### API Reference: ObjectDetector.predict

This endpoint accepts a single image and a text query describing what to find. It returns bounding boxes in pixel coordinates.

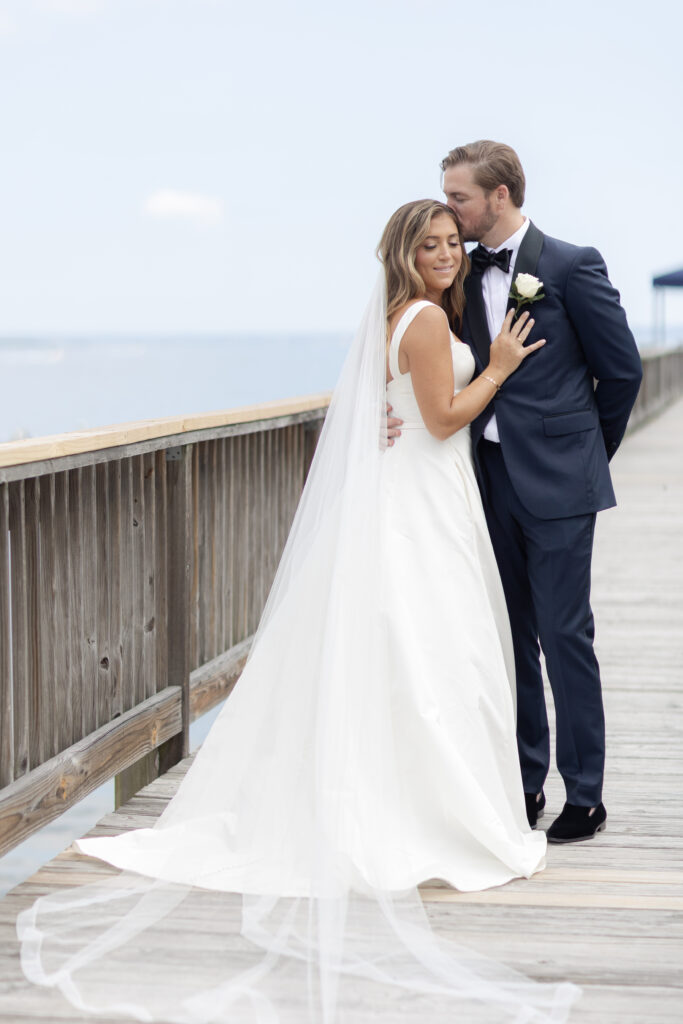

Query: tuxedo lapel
[464,272,491,368]
[507,221,545,311]
[465,223,545,363]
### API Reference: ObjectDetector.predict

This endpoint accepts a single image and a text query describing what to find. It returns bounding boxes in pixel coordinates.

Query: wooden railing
[0,395,329,856]
[1,344,682,859]
[628,344,683,429]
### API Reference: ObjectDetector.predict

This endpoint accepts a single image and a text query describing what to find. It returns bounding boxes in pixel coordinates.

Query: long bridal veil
[16,273,580,1023]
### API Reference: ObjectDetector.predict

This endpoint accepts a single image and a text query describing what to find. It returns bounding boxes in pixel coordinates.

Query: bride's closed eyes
[423,238,460,251]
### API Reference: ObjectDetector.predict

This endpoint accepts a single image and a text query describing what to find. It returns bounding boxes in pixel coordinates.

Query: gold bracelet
[480,374,501,391]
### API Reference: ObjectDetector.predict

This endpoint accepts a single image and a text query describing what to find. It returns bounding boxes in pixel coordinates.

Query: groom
[440,141,642,842]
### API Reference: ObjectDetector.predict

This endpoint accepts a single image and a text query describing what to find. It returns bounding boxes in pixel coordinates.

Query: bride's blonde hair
[377,200,469,332]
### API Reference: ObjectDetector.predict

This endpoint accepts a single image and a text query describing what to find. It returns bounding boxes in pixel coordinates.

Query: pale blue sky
[1,0,682,334]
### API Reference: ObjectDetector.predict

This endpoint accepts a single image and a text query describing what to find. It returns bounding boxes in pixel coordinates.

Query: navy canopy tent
[652,268,683,344]
[653,269,683,288]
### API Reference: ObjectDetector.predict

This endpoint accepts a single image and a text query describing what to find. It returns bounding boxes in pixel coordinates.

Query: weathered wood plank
[197,441,213,665]
[0,408,329,487]
[81,465,98,737]
[291,422,302,548]
[25,478,43,769]
[188,635,253,720]
[142,452,156,701]
[208,438,219,662]
[266,426,278,592]
[0,393,332,472]
[164,444,192,763]
[0,483,12,787]
[256,428,266,621]
[189,443,200,671]
[217,436,228,652]
[52,472,72,751]
[131,455,145,707]
[8,481,28,780]
[277,425,289,572]
[232,433,247,643]
[107,460,122,720]
[154,450,168,697]
[37,476,56,762]
[224,434,235,651]
[283,425,294,575]
[94,463,110,728]
[420,889,683,910]
[118,458,134,714]
[0,685,182,857]
[246,430,261,634]
[67,468,85,744]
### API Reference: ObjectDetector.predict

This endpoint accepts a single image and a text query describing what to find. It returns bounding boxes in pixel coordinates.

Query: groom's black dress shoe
[546,802,607,844]
[524,790,546,829]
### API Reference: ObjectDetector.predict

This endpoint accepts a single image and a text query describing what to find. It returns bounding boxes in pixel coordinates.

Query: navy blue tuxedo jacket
[462,222,643,520]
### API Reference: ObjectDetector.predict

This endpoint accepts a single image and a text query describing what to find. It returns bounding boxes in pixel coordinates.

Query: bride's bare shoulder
[401,304,450,348]
[389,301,447,338]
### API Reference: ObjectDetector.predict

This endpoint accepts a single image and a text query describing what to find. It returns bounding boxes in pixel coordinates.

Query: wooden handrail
[0,392,332,470]
[628,345,683,430]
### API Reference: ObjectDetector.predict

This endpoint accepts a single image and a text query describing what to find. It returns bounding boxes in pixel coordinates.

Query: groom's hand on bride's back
[385,404,403,447]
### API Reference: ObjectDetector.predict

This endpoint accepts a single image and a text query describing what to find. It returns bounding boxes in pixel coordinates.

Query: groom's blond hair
[441,140,526,208]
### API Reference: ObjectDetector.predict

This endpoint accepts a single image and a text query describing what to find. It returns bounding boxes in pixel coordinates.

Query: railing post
[158,444,192,772]
[0,483,11,789]
[114,444,193,806]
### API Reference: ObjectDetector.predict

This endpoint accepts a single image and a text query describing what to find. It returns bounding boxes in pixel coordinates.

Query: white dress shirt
[480,217,530,443]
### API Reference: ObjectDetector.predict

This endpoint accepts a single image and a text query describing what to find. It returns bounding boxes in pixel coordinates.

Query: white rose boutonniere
[509,273,545,319]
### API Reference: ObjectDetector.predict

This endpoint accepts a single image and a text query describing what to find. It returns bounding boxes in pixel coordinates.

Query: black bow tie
[470,245,512,275]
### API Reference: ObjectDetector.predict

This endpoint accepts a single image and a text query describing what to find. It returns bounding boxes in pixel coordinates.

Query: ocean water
[0,325,680,443]
[0,322,681,896]
[0,332,352,444]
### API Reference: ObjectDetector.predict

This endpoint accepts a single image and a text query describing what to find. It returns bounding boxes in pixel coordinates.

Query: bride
[18,201,579,1022]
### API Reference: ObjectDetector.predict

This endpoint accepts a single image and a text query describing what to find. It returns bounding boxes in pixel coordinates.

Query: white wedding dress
[18,288,577,1023]
[73,301,545,893]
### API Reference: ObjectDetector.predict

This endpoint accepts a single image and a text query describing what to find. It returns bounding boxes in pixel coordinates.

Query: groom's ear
[493,184,510,208]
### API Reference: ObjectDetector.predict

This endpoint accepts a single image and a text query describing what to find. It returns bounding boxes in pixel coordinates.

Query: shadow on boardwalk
[0,399,682,1022]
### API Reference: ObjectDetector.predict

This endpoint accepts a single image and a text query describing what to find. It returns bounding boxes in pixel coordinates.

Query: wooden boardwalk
[1,398,682,1022]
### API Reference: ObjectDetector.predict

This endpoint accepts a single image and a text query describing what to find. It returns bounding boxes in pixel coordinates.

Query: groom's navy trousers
[478,440,602,805]
[462,223,642,807]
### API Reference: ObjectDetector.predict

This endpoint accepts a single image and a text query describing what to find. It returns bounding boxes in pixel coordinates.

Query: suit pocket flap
[543,410,597,436]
